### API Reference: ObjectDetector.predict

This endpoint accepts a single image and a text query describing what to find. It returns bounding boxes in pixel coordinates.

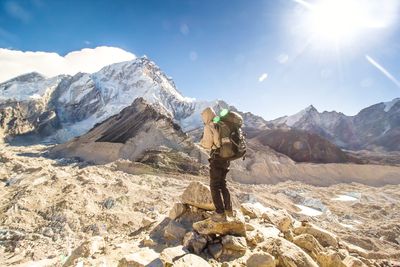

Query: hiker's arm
[200,125,213,149]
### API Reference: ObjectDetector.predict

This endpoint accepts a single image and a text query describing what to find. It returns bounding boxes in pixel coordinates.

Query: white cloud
[276,53,289,64]
[258,73,268,82]
[0,46,136,83]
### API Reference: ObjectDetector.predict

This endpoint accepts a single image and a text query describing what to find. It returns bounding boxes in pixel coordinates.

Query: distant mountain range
[0,56,399,164]
[269,99,400,151]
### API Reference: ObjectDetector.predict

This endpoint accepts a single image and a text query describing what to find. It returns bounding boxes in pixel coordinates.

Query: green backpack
[213,109,246,160]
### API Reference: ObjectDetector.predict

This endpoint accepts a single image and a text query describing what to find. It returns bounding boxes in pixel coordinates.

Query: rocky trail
[1,144,400,266]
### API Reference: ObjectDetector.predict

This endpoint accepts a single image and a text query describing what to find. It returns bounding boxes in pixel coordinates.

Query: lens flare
[294,0,400,46]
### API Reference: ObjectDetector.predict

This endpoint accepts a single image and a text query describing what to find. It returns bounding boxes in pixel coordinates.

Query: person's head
[201,107,216,124]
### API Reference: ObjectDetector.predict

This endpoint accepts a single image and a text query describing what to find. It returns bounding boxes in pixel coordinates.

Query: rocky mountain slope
[229,140,400,186]
[50,97,207,167]
[270,99,400,152]
[249,128,353,163]
[0,144,399,266]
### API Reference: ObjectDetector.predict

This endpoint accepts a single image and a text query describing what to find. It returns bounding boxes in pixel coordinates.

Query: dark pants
[209,156,231,214]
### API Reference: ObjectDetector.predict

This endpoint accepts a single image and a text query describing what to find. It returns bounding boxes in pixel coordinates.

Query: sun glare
[296,0,400,46]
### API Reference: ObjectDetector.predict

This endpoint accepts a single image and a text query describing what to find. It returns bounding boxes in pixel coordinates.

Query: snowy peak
[271,104,320,127]
[1,72,46,84]
[94,57,190,103]
[304,104,318,113]
[0,73,64,102]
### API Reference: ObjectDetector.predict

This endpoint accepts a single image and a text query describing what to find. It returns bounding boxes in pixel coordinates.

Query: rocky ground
[1,144,400,266]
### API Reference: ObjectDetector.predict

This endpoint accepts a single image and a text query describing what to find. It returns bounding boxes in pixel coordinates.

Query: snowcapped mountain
[51,56,199,141]
[0,56,267,143]
[270,98,400,151]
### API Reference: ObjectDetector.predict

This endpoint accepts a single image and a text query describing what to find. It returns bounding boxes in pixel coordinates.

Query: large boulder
[262,208,293,233]
[247,252,276,267]
[159,245,188,266]
[293,222,338,248]
[261,237,319,267]
[163,221,187,243]
[172,254,212,267]
[193,217,246,237]
[183,231,207,255]
[118,248,161,267]
[181,182,215,210]
[221,235,247,252]
[293,234,344,267]
[168,202,187,220]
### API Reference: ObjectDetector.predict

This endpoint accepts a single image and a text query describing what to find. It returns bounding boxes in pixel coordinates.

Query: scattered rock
[341,241,369,259]
[42,227,54,238]
[221,235,247,252]
[118,248,161,267]
[168,202,187,220]
[181,181,215,210]
[262,237,319,267]
[183,231,207,254]
[241,202,265,218]
[247,252,276,267]
[63,236,105,266]
[193,217,246,237]
[293,234,343,267]
[246,223,256,231]
[294,222,338,248]
[246,229,265,246]
[173,253,212,267]
[342,255,366,267]
[208,243,223,260]
[141,237,156,247]
[141,217,156,228]
[262,208,293,233]
[159,245,188,266]
[102,197,115,209]
[163,221,187,243]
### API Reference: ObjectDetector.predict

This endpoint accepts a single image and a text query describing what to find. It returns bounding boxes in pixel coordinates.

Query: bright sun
[296,0,399,46]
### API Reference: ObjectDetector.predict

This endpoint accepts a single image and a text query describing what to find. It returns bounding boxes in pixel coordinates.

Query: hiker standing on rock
[200,107,246,221]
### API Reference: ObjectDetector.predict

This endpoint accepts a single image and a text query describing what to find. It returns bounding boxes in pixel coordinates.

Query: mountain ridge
[269,98,400,151]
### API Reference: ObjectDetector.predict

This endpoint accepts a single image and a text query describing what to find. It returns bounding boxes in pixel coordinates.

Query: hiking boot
[211,212,227,222]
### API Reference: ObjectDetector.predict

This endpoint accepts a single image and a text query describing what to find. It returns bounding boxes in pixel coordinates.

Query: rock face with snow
[0,57,269,144]
[0,73,65,142]
[270,99,400,151]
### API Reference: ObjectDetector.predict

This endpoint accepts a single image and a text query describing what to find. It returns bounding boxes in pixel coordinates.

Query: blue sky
[1,0,400,120]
